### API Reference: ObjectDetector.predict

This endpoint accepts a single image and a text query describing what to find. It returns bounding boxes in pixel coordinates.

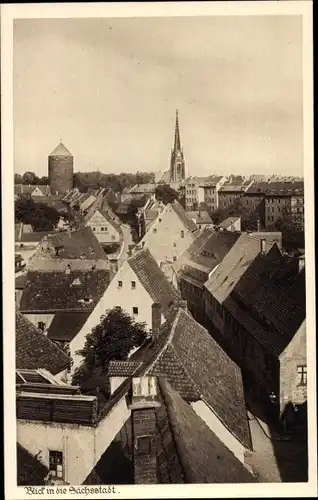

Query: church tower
[170,110,185,182]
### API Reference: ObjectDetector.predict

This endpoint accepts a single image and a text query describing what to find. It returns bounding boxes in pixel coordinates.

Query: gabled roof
[128,183,156,194]
[86,377,255,484]
[17,444,48,486]
[175,228,240,276]
[156,379,255,483]
[217,216,240,229]
[15,185,51,196]
[20,231,56,243]
[204,233,280,304]
[47,312,91,342]
[86,208,122,235]
[16,310,71,375]
[170,200,198,233]
[46,227,108,260]
[224,245,306,356]
[128,248,180,318]
[120,307,251,449]
[20,269,110,313]
[49,142,73,157]
[187,210,213,225]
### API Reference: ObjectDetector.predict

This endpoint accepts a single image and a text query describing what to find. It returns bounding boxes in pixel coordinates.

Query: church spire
[173,109,181,152]
[170,110,185,183]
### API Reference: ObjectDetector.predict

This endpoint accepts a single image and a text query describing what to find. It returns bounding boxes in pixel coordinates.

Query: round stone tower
[48,142,73,195]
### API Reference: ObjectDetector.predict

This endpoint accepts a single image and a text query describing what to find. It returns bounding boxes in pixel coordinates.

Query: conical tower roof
[49,142,73,157]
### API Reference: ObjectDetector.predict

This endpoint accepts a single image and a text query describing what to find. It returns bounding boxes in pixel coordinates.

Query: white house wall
[69,261,155,370]
[86,210,121,244]
[139,204,195,265]
[191,400,246,464]
[17,420,96,485]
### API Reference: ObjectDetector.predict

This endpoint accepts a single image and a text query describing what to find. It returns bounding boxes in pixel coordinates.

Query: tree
[155,184,179,205]
[14,173,22,184]
[15,197,60,231]
[72,306,147,392]
[21,171,40,185]
[39,176,49,185]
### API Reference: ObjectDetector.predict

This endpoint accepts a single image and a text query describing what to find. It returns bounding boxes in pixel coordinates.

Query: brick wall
[49,157,73,195]
[132,408,157,484]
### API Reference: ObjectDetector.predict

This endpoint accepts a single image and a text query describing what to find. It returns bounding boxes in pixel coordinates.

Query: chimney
[151,302,162,338]
[129,377,161,484]
[298,255,305,273]
[260,238,266,255]
[170,299,187,312]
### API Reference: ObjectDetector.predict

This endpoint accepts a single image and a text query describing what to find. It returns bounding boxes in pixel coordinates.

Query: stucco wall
[86,210,120,244]
[279,320,307,411]
[191,400,246,463]
[110,377,128,395]
[139,204,195,265]
[69,261,157,370]
[17,420,95,485]
[22,313,55,333]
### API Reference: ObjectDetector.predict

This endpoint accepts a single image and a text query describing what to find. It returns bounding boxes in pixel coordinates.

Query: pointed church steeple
[174,110,181,152]
[170,110,185,183]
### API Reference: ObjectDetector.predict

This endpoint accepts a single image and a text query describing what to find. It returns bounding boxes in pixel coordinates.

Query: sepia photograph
[2,1,316,498]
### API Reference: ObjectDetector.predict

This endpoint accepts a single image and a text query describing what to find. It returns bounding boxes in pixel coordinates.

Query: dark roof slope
[47,312,91,342]
[17,444,48,486]
[225,245,306,356]
[217,217,240,229]
[170,201,198,233]
[158,379,255,483]
[16,311,71,374]
[128,308,251,449]
[49,142,72,157]
[47,227,108,260]
[128,248,180,317]
[176,228,240,275]
[204,233,280,304]
[20,231,55,243]
[20,269,110,312]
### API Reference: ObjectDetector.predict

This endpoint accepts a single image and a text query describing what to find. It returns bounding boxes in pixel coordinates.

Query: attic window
[136,436,151,455]
[71,278,81,286]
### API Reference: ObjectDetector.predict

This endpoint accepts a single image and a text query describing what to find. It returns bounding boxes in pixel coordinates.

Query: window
[92,227,96,231]
[158,218,162,223]
[49,451,63,479]
[38,322,46,332]
[136,436,151,455]
[173,242,176,247]
[131,281,136,290]
[118,281,123,288]
[133,306,138,315]
[101,227,104,231]
[111,235,116,240]
[173,256,177,262]
[297,365,307,386]
[181,230,184,239]
[153,228,157,233]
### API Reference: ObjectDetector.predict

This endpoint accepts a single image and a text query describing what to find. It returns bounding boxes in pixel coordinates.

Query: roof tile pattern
[170,201,198,233]
[128,248,180,317]
[47,227,108,260]
[204,233,280,303]
[16,310,71,374]
[47,312,91,342]
[20,269,110,312]
[127,308,251,449]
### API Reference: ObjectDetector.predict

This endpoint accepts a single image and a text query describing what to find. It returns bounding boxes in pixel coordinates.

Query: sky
[14,15,303,177]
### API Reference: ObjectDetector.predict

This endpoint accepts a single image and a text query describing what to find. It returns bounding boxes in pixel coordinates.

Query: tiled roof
[158,379,255,483]
[187,211,213,225]
[204,233,280,304]
[128,308,251,449]
[49,142,73,157]
[108,361,142,377]
[15,274,28,289]
[47,227,108,260]
[144,209,159,221]
[217,217,240,229]
[16,310,71,374]
[20,269,110,313]
[15,184,51,196]
[170,201,198,233]
[224,245,306,356]
[128,248,181,318]
[90,377,255,484]
[175,228,240,276]
[17,444,48,486]
[115,203,131,214]
[219,184,247,193]
[20,231,55,243]
[129,183,156,194]
[47,312,91,342]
